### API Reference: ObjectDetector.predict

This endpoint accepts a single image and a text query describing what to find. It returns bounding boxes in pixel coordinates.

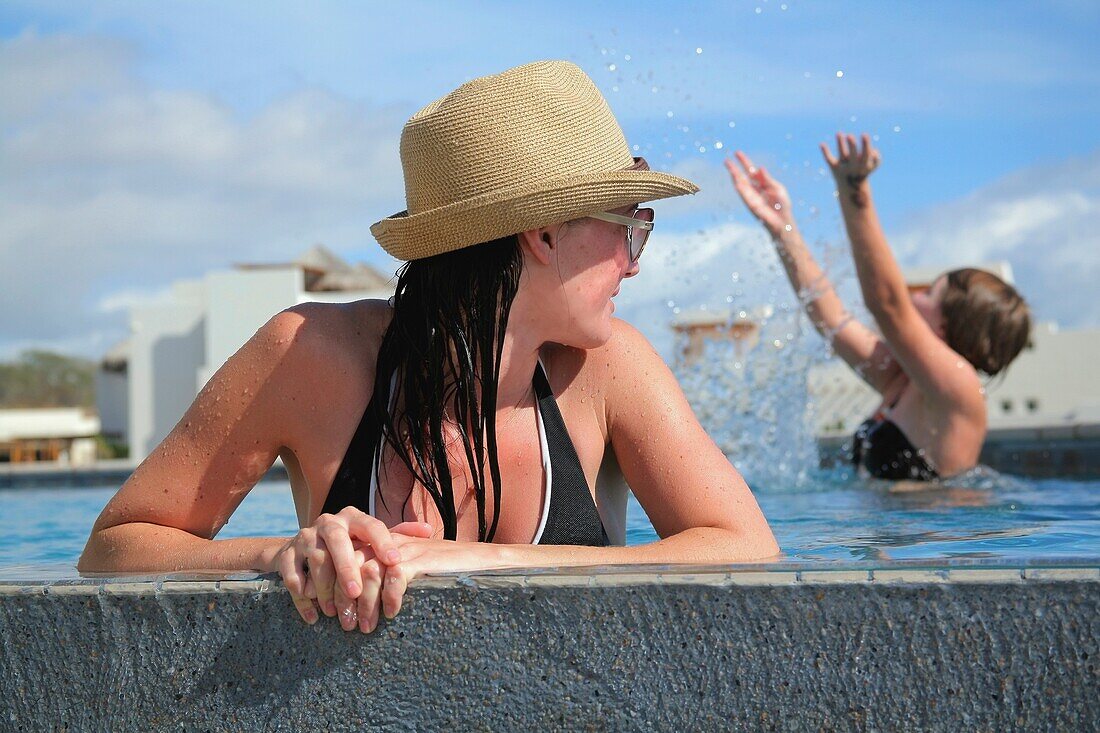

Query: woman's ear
[518,226,556,266]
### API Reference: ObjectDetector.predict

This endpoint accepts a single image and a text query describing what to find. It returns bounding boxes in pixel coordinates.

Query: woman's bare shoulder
[542,318,665,399]
[269,299,392,368]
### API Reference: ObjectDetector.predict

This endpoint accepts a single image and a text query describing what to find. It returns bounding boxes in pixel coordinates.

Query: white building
[0,408,101,465]
[105,245,394,461]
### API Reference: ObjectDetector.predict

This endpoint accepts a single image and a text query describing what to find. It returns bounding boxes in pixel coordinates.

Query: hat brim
[371,168,699,261]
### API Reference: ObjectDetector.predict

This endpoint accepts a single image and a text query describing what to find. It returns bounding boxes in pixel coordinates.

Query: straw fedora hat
[371,60,699,261]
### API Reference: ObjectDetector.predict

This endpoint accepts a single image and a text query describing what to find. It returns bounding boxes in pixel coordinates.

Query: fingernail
[345,581,359,596]
[304,609,318,625]
[386,549,401,564]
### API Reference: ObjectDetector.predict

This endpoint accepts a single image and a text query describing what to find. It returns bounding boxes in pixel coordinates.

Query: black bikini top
[321,360,608,546]
[851,412,939,481]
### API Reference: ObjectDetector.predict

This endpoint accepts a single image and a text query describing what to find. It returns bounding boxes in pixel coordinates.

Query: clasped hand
[274,506,497,633]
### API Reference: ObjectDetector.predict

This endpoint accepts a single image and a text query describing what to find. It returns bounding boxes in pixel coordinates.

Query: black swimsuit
[851,405,939,481]
[321,361,609,546]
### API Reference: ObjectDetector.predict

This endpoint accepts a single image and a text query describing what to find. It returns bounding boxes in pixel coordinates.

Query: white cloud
[95,285,177,315]
[892,149,1100,328]
[0,30,409,359]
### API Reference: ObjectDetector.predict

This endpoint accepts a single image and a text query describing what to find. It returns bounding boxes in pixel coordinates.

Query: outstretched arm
[823,134,980,403]
[726,151,902,394]
[822,134,912,330]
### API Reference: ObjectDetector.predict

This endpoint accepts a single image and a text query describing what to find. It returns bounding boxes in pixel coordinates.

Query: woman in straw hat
[80,61,778,632]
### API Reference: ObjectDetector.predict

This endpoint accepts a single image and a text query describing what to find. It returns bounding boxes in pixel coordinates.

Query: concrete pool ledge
[1,563,1097,731]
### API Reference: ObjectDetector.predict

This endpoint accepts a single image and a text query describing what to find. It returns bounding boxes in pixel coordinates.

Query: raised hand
[725,151,795,239]
[821,132,881,209]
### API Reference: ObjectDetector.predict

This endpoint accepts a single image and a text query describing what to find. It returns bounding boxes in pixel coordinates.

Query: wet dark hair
[940,268,1031,377]
[362,236,523,541]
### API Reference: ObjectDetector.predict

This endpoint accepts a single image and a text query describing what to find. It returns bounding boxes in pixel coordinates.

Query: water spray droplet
[835,70,844,78]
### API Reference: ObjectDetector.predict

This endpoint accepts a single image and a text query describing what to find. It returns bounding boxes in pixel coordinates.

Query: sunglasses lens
[630,209,654,262]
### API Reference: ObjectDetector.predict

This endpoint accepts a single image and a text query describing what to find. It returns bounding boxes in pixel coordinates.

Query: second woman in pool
[728,134,1030,482]
[80,61,779,631]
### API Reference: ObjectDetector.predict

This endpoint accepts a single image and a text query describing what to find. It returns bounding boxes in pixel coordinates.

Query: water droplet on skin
[773,203,782,210]
[784,224,793,232]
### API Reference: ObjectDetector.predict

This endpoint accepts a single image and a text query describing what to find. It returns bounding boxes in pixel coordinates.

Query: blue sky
[2,1,1099,359]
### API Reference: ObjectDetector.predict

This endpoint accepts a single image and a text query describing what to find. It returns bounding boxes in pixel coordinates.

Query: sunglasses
[589,207,655,263]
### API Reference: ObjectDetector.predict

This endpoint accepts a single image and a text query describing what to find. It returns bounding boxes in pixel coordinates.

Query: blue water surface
[2,467,1098,572]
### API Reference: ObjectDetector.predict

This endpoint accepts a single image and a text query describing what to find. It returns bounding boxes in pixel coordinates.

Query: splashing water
[672,303,827,490]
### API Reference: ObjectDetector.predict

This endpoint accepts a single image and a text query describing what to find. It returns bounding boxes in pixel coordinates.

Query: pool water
[2,467,1098,571]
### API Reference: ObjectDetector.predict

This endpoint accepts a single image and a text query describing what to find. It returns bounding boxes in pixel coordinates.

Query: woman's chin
[563,319,613,350]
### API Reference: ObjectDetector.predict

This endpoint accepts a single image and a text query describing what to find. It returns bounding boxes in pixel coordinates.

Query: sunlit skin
[79,202,779,633]
[727,132,987,479]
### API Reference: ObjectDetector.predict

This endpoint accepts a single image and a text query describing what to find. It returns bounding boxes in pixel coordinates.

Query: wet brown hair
[939,268,1031,376]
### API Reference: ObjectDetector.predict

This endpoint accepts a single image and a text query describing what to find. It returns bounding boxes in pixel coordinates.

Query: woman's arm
[824,133,982,403]
[79,303,425,632]
[78,309,303,574]
[726,152,903,394]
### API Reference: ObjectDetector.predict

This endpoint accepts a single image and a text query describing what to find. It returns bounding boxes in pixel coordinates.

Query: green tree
[0,350,96,408]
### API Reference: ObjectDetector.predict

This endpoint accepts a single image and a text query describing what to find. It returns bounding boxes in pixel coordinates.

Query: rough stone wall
[1,570,1097,731]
